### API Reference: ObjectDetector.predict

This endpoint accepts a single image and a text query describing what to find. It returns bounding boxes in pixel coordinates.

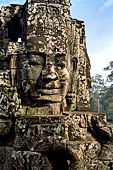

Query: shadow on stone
[44,149,73,170]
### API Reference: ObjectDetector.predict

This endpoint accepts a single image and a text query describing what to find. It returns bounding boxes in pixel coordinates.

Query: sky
[70,0,113,79]
[0,0,113,79]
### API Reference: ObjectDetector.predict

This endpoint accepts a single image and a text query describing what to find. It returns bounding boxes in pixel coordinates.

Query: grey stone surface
[0,0,112,170]
[0,0,91,115]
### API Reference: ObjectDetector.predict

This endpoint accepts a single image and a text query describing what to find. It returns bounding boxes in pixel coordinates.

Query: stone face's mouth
[36,88,59,95]
[30,94,62,103]
[29,79,66,103]
[30,88,62,104]
[35,79,61,94]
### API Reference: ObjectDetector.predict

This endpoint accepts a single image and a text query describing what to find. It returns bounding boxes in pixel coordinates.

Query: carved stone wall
[0,0,91,114]
[0,113,113,170]
[0,0,112,170]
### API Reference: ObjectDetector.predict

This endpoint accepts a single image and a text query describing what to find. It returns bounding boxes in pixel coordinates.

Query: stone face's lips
[30,94,62,103]
[30,79,64,103]
[36,88,59,95]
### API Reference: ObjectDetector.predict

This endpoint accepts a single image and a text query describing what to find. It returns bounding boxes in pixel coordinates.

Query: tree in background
[90,74,106,113]
[103,61,113,118]
[104,61,113,82]
[90,61,113,119]
[102,86,113,118]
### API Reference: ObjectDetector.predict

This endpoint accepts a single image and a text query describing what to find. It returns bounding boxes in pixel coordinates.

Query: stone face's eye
[30,55,44,65]
[55,54,66,67]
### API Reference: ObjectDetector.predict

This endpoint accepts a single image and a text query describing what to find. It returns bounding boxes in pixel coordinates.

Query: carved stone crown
[28,0,70,6]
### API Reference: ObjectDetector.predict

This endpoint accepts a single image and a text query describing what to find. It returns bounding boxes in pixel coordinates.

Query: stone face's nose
[42,62,58,81]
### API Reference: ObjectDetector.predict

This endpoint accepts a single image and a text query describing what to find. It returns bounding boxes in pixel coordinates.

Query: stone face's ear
[72,57,78,72]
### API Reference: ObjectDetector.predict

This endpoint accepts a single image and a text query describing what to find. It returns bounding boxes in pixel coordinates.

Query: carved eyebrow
[30,52,46,58]
[55,53,65,58]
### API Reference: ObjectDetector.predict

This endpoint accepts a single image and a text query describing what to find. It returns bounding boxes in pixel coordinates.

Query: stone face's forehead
[27,0,71,54]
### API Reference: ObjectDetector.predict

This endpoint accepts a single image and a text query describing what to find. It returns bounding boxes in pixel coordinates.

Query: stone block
[0,119,12,136]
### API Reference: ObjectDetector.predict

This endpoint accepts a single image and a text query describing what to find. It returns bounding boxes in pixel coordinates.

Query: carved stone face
[18,1,74,114]
[19,52,70,114]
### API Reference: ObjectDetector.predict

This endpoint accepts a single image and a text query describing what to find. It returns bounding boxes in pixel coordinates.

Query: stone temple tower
[25,0,91,113]
[0,1,112,170]
[0,0,91,115]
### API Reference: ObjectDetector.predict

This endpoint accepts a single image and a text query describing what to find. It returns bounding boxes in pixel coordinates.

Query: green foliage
[90,74,106,113]
[103,61,113,118]
[104,61,113,82]
[91,74,106,94]
[101,85,113,118]
[91,61,113,119]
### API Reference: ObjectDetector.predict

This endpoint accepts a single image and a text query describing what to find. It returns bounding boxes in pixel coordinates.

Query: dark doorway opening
[44,149,72,170]
[7,16,22,42]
